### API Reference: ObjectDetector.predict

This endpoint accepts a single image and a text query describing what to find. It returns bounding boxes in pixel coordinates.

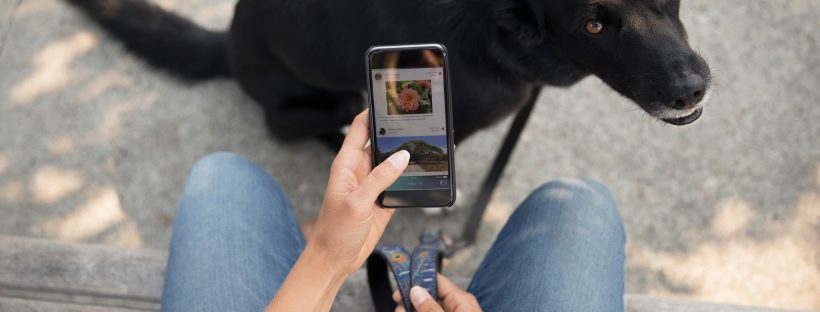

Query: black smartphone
[366,44,456,208]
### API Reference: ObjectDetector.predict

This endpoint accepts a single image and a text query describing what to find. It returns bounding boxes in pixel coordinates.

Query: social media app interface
[371,67,450,191]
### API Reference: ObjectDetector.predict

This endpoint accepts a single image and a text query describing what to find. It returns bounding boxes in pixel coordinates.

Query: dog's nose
[668,74,706,110]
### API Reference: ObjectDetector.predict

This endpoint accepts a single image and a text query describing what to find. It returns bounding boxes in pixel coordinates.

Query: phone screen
[367,45,455,208]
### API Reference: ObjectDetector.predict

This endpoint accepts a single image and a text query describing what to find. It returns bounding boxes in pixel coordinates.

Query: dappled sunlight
[87,92,159,143]
[40,186,124,241]
[789,193,820,244]
[0,153,8,175]
[78,67,134,102]
[711,197,755,238]
[1,181,24,203]
[191,1,235,28]
[9,31,97,105]
[102,220,144,248]
[155,0,181,11]
[816,163,820,187]
[481,196,516,226]
[629,191,820,310]
[30,165,84,204]
[48,136,76,155]
[15,0,59,18]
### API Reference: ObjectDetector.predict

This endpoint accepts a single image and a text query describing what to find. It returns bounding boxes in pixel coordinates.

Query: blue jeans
[162,153,625,311]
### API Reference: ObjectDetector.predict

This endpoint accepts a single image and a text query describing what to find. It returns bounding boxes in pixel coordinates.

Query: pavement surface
[0,0,818,310]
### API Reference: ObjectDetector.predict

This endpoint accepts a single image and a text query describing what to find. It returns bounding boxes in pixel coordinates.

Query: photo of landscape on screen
[375,135,448,173]
[385,80,433,115]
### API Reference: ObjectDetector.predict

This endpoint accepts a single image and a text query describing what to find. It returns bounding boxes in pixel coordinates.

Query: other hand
[393,274,482,312]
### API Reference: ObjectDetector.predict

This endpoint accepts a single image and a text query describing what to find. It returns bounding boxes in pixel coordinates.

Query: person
[161,110,625,312]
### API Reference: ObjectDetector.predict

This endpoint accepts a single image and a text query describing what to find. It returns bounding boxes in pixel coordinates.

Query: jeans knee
[189,152,251,180]
[188,152,280,186]
[515,178,624,242]
[532,178,614,205]
[182,152,287,213]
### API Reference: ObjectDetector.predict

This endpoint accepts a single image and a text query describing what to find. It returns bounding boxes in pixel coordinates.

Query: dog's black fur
[68,0,711,143]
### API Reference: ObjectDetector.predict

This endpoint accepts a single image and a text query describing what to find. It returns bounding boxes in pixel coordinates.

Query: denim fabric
[467,178,625,312]
[161,152,305,312]
[162,153,624,312]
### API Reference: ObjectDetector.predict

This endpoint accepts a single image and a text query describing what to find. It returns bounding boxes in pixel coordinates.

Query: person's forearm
[264,243,349,312]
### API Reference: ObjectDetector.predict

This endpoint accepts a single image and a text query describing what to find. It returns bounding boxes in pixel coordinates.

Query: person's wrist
[265,240,350,311]
[302,240,351,280]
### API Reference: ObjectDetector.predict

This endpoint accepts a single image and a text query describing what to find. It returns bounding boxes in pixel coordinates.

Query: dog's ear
[493,0,547,46]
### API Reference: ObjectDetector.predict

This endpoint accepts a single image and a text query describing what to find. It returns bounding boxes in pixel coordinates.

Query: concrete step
[0,297,145,312]
[0,236,795,311]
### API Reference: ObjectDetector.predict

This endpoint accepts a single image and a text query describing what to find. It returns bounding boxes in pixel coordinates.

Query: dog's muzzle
[661,107,703,125]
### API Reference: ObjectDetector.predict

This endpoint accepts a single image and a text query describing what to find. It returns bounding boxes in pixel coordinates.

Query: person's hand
[393,274,482,312]
[266,110,409,311]
[308,109,410,276]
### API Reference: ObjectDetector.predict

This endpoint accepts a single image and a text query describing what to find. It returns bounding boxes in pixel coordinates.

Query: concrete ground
[0,0,817,310]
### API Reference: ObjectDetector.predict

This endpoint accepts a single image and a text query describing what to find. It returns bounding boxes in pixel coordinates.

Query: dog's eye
[585,20,604,34]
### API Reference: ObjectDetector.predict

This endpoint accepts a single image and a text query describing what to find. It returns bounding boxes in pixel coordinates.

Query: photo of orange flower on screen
[385,80,432,115]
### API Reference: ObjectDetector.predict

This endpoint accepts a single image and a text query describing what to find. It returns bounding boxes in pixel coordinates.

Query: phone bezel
[365,43,457,208]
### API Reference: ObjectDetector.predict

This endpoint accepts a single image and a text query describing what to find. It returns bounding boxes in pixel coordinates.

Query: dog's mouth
[661,107,703,126]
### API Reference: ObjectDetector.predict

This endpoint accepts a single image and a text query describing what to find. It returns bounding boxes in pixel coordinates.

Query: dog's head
[495,0,711,125]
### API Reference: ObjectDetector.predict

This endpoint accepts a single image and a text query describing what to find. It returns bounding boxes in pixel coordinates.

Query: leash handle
[367,229,443,312]
[410,245,438,298]
[411,229,440,299]
[367,244,413,311]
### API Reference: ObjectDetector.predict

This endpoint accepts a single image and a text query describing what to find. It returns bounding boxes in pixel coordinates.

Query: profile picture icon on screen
[374,73,382,81]
[379,128,386,135]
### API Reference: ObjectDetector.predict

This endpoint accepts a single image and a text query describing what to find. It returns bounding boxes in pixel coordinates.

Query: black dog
[68,0,711,143]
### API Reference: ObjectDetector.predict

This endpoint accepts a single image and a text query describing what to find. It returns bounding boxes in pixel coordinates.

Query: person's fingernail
[387,150,410,168]
[410,286,430,305]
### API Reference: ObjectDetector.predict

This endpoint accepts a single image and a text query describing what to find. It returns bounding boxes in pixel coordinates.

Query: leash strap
[367,229,441,312]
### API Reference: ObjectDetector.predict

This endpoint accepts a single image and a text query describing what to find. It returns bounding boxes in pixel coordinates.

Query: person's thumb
[410,286,444,312]
[354,150,410,200]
